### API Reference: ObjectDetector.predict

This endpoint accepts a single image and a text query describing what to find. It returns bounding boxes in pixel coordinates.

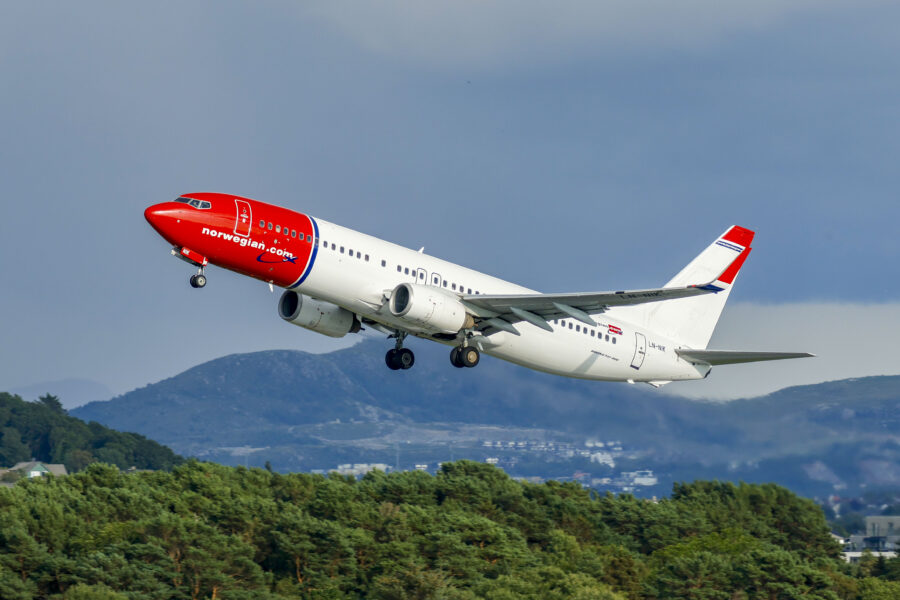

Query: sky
[2,1,900,403]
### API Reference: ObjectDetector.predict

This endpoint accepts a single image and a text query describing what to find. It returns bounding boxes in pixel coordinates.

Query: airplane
[144,193,812,387]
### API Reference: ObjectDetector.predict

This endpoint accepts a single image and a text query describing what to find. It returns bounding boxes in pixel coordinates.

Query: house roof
[9,462,68,476]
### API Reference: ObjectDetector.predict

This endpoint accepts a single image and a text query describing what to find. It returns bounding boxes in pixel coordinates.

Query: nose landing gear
[189,268,207,288]
[173,247,209,289]
[385,331,415,370]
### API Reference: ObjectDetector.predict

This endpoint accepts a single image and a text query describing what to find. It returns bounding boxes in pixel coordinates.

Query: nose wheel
[451,346,480,368]
[189,268,207,288]
[385,331,414,370]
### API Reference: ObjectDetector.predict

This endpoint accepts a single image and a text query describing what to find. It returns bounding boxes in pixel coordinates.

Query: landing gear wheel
[397,348,415,370]
[189,274,207,288]
[385,349,401,370]
[459,346,480,368]
[450,347,465,368]
[386,348,414,370]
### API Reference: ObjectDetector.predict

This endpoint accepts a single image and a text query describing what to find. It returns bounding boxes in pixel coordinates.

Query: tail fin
[615,226,754,349]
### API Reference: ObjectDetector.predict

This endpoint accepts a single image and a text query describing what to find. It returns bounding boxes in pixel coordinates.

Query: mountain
[73,339,900,496]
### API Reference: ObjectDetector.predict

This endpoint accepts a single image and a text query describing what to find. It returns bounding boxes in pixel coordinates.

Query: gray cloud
[302,1,887,68]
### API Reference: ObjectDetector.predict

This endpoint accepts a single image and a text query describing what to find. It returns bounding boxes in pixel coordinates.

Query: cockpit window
[176,197,211,209]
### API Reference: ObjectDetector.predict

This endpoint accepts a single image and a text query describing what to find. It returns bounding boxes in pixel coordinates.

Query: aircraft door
[234,199,252,237]
[631,332,647,370]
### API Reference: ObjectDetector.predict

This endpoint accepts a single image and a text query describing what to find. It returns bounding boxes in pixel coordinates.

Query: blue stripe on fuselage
[289,217,319,289]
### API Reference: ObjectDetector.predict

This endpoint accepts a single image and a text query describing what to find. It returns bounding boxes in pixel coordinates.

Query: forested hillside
[1,460,897,599]
[0,392,182,472]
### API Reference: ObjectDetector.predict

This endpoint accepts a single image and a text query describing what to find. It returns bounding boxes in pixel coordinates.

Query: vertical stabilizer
[614,226,754,349]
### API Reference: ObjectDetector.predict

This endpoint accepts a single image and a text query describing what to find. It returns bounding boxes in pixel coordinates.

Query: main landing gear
[450,345,480,368]
[383,332,481,371]
[189,268,207,289]
[385,331,415,370]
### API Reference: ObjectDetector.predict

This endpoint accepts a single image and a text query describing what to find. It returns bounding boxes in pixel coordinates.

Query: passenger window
[340,247,345,254]
[419,272,425,280]
[331,243,335,250]
[467,288,472,294]
[612,337,616,344]
[365,254,369,262]
[306,234,312,242]
[569,323,573,329]
[291,230,296,238]
[576,325,581,332]
[442,280,447,287]
[452,283,457,290]
[275,226,281,233]
[259,220,265,228]
[433,275,439,284]
[381,259,386,267]
[397,265,402,272]
[591,330,595,337]
[404,267,409,275]
[268,222,273,230]
[348,248,353,256]
[605,334,610,342]
[357,251,361,259]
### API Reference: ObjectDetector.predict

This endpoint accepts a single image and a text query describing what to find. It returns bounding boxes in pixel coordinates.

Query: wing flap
[676,349,814,366]
[463,283,720,323]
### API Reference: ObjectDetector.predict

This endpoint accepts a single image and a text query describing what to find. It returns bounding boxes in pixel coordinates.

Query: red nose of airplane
[143,204,163,227]
[144,203,185,244]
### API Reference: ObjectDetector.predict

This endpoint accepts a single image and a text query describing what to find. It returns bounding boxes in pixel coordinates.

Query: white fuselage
[298,219,709,383]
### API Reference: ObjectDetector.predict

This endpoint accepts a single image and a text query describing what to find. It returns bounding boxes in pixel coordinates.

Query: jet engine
[278,291,361,338]
[389,282,474,334]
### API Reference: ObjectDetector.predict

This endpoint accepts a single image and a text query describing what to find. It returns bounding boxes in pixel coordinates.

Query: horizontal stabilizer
[676,349,814,366]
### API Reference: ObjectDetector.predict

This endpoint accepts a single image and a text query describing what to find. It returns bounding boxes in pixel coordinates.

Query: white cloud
[665,302,900,400]
[301,1,880,68]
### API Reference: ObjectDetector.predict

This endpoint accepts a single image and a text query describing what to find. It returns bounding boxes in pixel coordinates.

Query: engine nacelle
[278,291,361,338]
[389,282,474,334]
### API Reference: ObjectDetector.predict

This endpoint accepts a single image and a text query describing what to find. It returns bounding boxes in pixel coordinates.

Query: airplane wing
[460,283,722,335]
[675,349,815,365]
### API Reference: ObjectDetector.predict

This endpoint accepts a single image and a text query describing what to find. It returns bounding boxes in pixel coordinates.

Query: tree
[38,394,65,414]
[0,427,31,467]
[61,583,128,599]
